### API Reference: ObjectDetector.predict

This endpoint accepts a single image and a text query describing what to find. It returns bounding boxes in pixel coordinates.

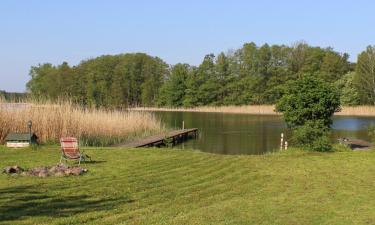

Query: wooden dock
[116,128,198,148]
[338,138,373,150]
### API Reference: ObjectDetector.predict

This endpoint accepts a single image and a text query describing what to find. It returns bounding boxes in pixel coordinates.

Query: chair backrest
[60,137,80,159]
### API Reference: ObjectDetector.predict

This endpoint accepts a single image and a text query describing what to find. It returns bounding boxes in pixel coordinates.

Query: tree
[27,53,168,107]
[355,46,375,105]
[275,75,341,151]
[335,72,360,106]
[319,50,351,82]
[184,54,220,106]
[27,63,60,99]
[26,41,355,108]
[276,75,341,127]
[157,64,189,107]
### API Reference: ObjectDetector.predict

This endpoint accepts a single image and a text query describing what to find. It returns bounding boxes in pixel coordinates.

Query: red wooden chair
[60,137,91,165]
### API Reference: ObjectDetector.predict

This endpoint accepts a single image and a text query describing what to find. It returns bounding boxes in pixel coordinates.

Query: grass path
[1,147,375,224]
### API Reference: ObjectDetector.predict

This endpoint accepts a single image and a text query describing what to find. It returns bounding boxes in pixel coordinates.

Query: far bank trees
[27,53,168,107]
[355,46,375,105]
[27,42,357,108]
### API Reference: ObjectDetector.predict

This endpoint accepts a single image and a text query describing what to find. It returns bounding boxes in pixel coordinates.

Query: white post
[280,133,284,151]
[285,141,288,150]
[182,120,185,130]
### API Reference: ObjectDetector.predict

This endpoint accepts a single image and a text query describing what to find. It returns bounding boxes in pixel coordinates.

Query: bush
[310,136,332,152]
[276,75,340,152]
[276,75,341,128]
[291,121,332,152]
[367,124,375,143]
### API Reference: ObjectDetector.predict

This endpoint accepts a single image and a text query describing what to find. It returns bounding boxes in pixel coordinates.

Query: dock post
[182,120,185,130]
[280,133,284,151]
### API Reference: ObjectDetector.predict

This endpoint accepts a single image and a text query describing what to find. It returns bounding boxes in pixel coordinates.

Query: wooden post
[182,120,185,130]
[285,141,288,150]
[280,133,284,151]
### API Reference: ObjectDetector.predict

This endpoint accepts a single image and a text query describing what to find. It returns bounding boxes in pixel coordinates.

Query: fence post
[285,141,288,150]
[280,133,284,151]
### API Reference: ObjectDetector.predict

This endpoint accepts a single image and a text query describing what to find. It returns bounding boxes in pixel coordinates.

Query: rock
[20,171,29,176]
[37,167,49,177]
[54,171,65,177]
[38,170,49,178]
[3,164,87,177]
[3,165,24,174]
[49,164,68,174]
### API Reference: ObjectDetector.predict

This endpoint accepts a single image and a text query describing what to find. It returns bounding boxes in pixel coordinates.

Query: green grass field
[1,146,375,224]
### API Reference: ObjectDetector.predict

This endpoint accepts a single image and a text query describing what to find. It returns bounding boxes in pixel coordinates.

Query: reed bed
[133,105,375,117]
[0,101,164,146]
[132,105,279,115]
[336,106,375,117]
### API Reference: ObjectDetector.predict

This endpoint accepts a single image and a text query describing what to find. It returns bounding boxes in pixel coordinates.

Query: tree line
[26,42,375,107]
[0,90,28,101]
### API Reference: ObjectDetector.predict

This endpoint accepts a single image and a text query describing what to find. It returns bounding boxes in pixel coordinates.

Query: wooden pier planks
[116,128,198,148]
[338,138,373,150]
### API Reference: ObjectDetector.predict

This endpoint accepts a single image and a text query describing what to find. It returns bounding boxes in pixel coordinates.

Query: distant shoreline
[132,105,375,117]
[3,103,375,117]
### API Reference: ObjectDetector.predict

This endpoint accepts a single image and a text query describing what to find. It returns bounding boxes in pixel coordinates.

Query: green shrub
[310,136,332,152]
[367,124,375,143]
[291,121,332,152]
[332,143,352,152]
[276,75,340,152]
[276,75,341,128]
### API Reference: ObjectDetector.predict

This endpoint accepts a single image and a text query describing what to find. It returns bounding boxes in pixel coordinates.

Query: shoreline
[131,105,375,117]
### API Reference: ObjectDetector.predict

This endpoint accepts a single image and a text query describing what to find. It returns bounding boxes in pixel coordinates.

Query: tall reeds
[0,100,163,146]
[133,105,375,117]
[132,105,279,115]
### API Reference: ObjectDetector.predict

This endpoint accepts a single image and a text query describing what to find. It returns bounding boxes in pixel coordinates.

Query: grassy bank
[133,105,375,117]
[0,101,164,146]
[2,146,375,224]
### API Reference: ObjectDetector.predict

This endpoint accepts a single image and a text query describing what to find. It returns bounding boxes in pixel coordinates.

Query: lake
[154,111,375,155]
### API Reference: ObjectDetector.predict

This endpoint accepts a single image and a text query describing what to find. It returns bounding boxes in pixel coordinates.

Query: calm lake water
[154,111,375,155]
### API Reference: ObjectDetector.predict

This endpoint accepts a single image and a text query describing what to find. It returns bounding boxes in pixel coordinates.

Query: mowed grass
[2,147,375,224]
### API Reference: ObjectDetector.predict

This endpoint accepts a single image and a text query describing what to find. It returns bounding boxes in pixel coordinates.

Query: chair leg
[83,154,91,162]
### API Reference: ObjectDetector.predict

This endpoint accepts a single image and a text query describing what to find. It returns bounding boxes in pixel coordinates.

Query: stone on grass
[3,165,23,174]
[3,164,88,177]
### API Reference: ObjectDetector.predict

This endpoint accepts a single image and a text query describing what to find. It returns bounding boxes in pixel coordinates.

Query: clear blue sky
[1,0,374,92]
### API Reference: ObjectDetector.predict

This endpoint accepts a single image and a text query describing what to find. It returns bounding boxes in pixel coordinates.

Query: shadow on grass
[60,160,107,166]
[0,184,133,223]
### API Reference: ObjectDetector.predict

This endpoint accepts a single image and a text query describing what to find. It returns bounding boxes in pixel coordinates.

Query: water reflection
[154,112,375,155]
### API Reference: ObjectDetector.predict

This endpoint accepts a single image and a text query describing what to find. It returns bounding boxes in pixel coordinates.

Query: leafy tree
[276,75,341,127]
[27,53,168,108]
[275,75,341,151]
[184,54,220,106]
[291,120,332,152]
[319,50,351,82]
[355,46,375,105]
[335,72,360,106]
[183,67,200,107]
[27,63,60,99]
[157,64,189,107]
[26,41,355,108]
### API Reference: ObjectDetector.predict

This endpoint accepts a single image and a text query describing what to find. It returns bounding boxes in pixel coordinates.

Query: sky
[0,0,374,92]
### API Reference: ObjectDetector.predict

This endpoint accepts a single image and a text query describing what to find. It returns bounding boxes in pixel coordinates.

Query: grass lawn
[1,146,375,224]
